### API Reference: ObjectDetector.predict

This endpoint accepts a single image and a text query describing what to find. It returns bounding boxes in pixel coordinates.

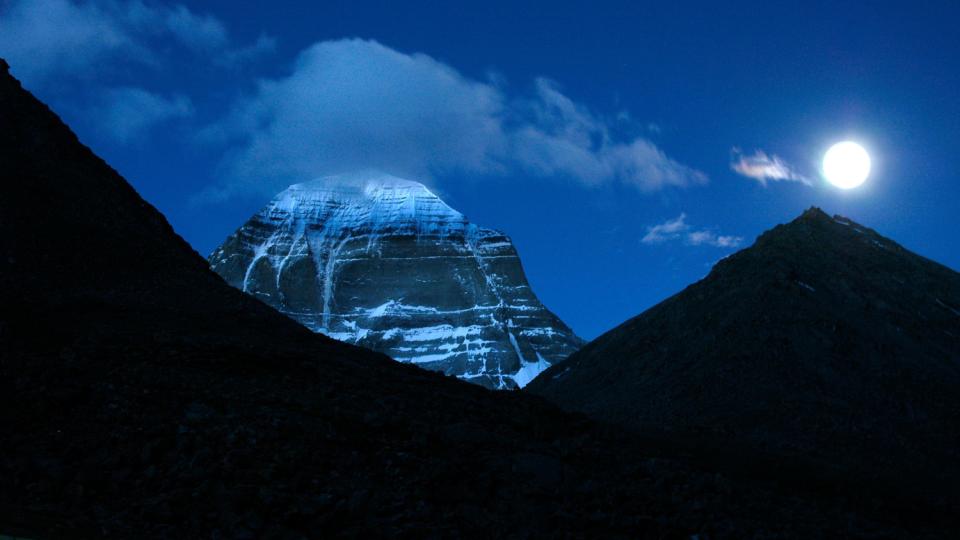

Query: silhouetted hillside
[529,207,960,506]
[0,58,955,538]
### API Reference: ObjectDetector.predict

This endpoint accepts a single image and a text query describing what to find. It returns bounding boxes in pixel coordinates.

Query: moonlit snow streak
[209,172,583,389]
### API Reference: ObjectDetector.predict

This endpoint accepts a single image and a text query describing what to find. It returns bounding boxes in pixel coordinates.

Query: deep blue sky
[3,0,958,339]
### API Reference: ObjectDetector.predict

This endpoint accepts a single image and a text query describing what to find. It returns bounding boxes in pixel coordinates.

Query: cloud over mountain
[1,3,706,200]
[201,39,707,199]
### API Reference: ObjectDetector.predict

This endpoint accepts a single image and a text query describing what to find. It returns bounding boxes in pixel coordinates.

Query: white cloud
[160,4,229,53]
[94,86,193,141]
[201,39,708,199]
[642,213,743,248]
[0,6,705,196]
[686,230,743,248]
[0,0,273,87]
[731,148,810,186]
[641,213,690,244]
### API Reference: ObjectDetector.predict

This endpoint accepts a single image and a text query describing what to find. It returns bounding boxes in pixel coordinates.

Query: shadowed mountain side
[528,207,960,506]
[0,59,955,538]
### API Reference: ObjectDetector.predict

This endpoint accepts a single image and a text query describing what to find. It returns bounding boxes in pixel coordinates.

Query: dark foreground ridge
[0,59,955,538]
[529,206,960,510]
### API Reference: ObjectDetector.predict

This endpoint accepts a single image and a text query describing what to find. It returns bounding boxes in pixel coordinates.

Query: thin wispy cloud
[0,0,273,86]
[731,149,810,186]
[0,0,273,142]
[686,230,743,248]
[642,213,743,248]
[94,86,194,142]
[641,213,690,244]
[199,39,708,200]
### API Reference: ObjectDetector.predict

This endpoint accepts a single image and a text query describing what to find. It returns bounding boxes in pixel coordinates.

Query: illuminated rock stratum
[210,172,582,388]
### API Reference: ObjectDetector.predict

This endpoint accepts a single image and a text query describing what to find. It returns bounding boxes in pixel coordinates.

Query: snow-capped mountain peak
[266,172,467,237]
[210,171,583,389]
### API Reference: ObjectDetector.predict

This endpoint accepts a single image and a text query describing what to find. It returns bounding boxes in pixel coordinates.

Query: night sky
[3,0,958,339]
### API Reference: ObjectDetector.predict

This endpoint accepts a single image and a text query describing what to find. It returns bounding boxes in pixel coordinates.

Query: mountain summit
[210,172,582,388]
[528,207,960,499]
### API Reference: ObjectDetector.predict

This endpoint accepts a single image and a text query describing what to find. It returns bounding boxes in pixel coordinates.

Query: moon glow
[823,141,871,189]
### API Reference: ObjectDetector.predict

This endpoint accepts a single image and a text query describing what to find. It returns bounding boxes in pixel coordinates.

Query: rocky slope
[209,173,582,389]
[1,59,956,538]
[528,208,960,505]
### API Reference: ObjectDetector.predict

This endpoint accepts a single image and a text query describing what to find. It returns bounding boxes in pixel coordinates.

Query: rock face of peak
[210,173,583,389]
[528,209,960,498]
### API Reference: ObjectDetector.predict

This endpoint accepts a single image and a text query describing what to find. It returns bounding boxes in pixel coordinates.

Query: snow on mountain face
[210,172,583,389]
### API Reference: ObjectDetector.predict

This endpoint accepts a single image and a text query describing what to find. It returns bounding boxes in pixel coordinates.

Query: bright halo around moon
[823,141,871,189]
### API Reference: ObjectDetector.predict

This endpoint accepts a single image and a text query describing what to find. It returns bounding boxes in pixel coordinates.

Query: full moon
[823,141,871,189]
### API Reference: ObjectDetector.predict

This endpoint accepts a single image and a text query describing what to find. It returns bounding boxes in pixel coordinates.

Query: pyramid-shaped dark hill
[0,61,329,353]
[528,207,960,498]
[2,58,957,538]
